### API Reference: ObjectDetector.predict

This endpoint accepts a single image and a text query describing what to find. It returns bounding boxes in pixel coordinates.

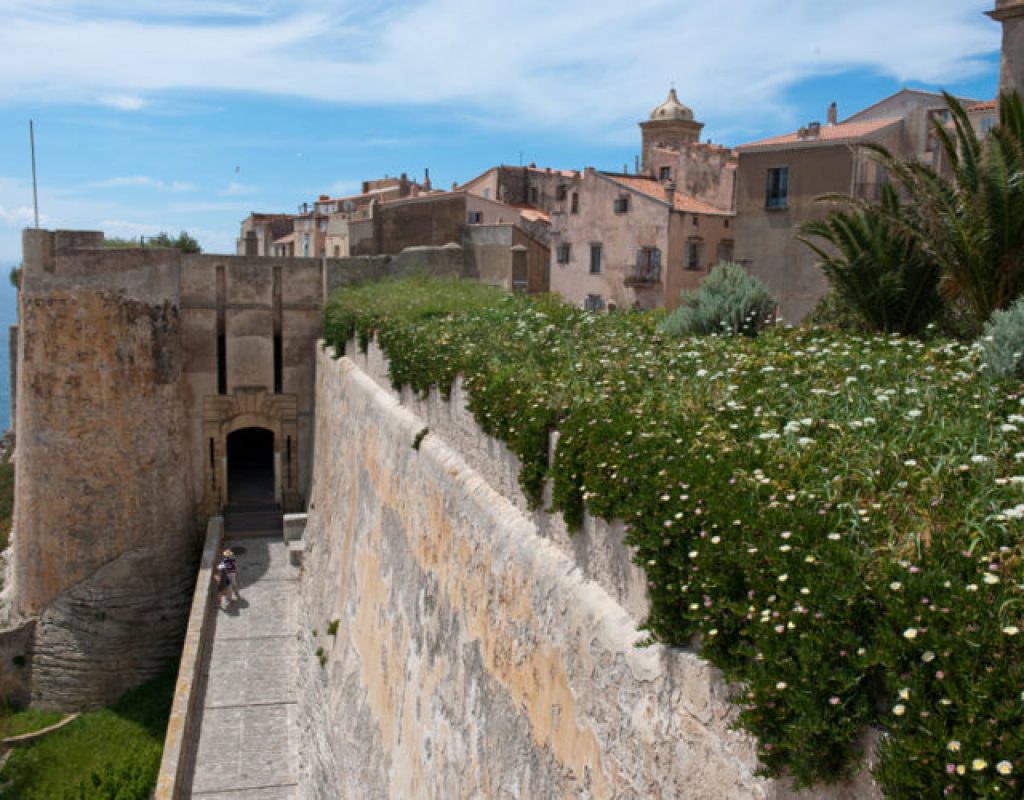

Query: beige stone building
[733,90,985,322]
[549,168,733,311]
[990,0,1024,97]
[546,92,735,311]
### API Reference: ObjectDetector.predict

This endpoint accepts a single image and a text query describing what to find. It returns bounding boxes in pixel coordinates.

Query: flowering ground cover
[324,278,1024,797]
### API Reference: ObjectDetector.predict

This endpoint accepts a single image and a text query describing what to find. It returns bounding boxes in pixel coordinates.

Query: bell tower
[639,89,704,173]
[989,0,1024,97]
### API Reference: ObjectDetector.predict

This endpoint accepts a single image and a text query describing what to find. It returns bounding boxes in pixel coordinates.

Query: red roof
[602,174,732,216]
[737,118,900,151]
[968,99,998,112]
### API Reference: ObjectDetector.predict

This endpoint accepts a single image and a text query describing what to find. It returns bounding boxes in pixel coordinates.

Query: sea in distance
[0,264,18,431]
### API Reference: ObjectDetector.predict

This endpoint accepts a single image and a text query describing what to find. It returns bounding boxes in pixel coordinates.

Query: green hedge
[325,278,1024,796]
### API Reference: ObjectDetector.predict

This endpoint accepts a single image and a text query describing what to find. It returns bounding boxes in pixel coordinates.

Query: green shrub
[978,295,1024,378]
[805,290,870,332]
[325,278,1024,795]
[800,187,943,336]
[659,262,775,337]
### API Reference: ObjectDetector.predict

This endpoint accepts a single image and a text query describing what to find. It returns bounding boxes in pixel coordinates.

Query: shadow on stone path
[188,533,300,799]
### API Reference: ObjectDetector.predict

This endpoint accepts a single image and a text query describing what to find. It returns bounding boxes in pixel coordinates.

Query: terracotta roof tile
[968,99,998,112]
[737,118,900,151]
[602,174,732,215]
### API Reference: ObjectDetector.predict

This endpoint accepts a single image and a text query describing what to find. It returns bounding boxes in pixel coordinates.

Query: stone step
[224,504,284,536]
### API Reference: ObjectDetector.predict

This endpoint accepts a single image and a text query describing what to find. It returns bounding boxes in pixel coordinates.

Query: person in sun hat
[218,548,240,604]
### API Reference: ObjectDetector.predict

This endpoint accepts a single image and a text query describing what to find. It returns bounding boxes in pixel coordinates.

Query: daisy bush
[324,278,1024,796]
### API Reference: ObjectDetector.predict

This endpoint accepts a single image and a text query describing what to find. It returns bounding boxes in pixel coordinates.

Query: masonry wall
[298,344,882,799]
[11,230,197,708]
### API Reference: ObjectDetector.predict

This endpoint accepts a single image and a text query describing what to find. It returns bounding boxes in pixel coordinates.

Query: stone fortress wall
[3,230,484,709]
[297,342,882,798]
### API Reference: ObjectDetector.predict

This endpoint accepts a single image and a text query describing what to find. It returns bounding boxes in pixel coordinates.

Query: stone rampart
[300,345,882,798]
[10,229,197,708]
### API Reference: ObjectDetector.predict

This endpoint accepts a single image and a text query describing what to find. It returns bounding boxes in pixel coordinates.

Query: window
[634,247,662,282]
[692,215,699,227]
[528,186,539,204]
[319,219,327,233]
[468,211,483,224]
[556,242,572,264]
[981,116,996,134]
[766,167,789,209]
[334,245,341,257]
[584,294,605,312]
[590,243,602,274]
[613,195,630,214]
[571,192,579,214]
[556,184,568,201]
[302,233,310,257]
[716,239,734,265]
[659,166,672,181]
[685,238,705,270]
[483,188,491,200]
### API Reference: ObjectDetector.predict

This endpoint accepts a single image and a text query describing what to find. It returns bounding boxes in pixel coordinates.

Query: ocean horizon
[0,264,19,431]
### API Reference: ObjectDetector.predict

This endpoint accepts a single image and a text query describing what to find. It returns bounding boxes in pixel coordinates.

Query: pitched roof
[736,118,900,152]
[968,99,998,112]
[601,173,732,216]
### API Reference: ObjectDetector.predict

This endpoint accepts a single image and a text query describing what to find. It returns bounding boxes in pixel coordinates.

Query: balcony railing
[624,263,661,286]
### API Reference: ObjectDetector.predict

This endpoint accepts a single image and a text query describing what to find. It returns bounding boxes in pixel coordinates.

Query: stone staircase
[223,502,284,539]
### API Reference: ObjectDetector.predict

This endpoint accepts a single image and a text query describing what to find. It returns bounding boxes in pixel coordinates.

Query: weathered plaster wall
[300,345,882,799]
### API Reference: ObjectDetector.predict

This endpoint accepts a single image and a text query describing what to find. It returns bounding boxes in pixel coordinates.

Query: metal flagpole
[29,121,39,228]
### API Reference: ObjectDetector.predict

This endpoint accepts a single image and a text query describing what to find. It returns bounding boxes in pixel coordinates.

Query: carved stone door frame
[202,388,299,513]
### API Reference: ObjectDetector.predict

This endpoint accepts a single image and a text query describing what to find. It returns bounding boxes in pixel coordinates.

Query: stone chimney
[807,121,822,138]
[423,168,432,192]
[827,102,838,125]
[664,181,677,204]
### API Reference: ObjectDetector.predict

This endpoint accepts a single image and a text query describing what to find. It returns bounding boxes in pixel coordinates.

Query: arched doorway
[227,427,275,505]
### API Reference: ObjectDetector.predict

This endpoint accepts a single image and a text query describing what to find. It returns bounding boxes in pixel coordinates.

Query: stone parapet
[156,516,224,800]
[299,343,882,798]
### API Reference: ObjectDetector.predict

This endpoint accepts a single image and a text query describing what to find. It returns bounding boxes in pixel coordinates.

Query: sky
[0,0,1005,263]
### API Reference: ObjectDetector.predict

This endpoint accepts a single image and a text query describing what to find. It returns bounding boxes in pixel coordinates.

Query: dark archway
[227,427,275,505]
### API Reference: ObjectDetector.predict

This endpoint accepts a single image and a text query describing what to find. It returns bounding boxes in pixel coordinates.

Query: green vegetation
[0,669,175,799]
[800,185,942,335]
[802,91,1024,336]
[0,709,63,740]
[659,261,776,338]
[104,231,201,253]
[979,295,1024,379]
[326,278,1024,796]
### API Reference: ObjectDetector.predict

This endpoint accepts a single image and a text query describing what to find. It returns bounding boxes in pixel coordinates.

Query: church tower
[639,89,704,174]
[989,0,1024,97]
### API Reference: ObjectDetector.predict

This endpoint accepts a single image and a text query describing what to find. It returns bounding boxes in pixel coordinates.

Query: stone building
[549,168,734,311]
[732,90,982,322]
[990,0,1024,97]
[640,89,737,210]
[7,227,537,708]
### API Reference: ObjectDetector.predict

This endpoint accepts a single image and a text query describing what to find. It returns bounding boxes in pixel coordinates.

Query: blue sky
[0,0,1004,262]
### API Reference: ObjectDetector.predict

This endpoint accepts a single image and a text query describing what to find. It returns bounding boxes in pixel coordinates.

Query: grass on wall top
[324,278,1024,797]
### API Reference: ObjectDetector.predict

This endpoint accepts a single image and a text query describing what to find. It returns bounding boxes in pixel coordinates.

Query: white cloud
[0,205,36,227]
[98,93,146,111]
[221,181,259,196]
[90,176,194,191]
[0,0,1000,137]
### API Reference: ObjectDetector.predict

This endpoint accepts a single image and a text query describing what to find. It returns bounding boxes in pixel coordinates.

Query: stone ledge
[155,516,224,800]
[2,712,79,747]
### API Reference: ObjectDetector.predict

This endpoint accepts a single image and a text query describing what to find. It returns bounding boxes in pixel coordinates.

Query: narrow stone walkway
[188,532,300,799]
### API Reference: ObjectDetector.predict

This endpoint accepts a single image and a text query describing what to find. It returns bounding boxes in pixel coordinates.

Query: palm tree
[862,91,1024,325]
[799,185,942,335]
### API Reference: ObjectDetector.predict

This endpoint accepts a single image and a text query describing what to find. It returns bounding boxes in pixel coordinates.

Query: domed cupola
[639,88,704,172]
[649,88,694,122]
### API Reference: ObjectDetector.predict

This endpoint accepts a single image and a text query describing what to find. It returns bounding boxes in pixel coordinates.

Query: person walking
[218,548,240,604]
